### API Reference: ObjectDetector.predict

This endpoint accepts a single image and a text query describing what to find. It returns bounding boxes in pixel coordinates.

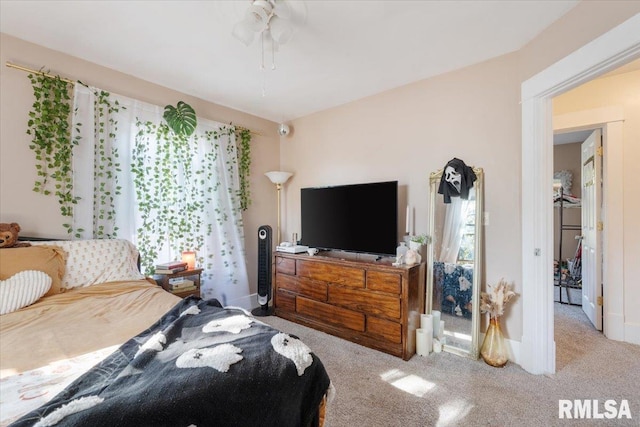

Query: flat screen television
[300,180,398,256]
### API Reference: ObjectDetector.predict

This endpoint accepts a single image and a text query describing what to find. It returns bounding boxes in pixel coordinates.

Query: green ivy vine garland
[26,72,126,238]
[132,120,208,275]
[89,86,124,238]
[131,122,249,277]
[236,128,252,211]
[26,72,80,236]
[25,71,252,251]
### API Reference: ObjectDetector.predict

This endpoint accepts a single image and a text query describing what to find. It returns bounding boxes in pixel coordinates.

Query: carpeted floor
[262,304,640,426]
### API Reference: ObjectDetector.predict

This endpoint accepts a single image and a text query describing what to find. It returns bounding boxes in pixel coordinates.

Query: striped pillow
[0,270,52,315]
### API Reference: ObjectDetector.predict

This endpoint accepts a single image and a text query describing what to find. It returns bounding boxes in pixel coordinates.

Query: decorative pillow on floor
[0,270,52,315]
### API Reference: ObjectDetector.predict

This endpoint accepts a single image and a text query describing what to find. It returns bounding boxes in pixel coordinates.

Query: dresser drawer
[296,296,365,332]
[367,270,402,294]
[328,285,401,319]
[297,260,365,288]
[275,289,296,312]
[367,316,402,343]
[276,256,296,275]
[276,274,327,301]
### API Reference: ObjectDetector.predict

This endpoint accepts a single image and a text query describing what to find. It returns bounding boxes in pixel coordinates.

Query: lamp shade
[269,15,294,45]
[245,0,272,32]
[272,0,292,20]
[232,20,256,46]
[181,251,196,270]
[265,171,293,184]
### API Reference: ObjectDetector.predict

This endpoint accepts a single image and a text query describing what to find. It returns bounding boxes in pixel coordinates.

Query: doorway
[552,127,606,371]
[520,14,640,375]
[552,132,587,309]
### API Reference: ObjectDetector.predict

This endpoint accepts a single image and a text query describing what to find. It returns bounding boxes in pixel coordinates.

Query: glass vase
[480,316,508,367]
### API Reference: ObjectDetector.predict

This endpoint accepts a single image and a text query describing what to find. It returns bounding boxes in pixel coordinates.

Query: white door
[581,129,602,331]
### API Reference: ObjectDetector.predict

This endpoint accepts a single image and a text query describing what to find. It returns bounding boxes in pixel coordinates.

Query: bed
[433,261,473,318]
[0,239,331,426]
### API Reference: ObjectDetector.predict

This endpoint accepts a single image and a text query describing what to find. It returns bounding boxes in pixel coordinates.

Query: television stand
[274,252,424,360]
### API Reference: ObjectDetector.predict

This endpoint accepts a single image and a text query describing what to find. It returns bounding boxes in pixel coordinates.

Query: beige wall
[285,53,523,338]
[553,142,582,261]
[553,69,640,337]
[0,33,280,296]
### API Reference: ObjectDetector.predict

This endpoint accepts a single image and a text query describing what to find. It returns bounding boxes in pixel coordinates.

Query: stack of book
[155,261,188,275]
[168,277,196,293]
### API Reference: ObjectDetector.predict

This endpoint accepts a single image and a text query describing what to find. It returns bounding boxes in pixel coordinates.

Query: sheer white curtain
[72,84,155,240]
[437,188,474,264]
[438,197,465,263]
[72,83,249,305]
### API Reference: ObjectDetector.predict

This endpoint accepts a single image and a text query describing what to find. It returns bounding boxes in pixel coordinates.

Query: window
[457,200,476,263]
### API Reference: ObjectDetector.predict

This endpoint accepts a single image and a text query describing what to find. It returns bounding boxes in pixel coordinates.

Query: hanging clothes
[438,157,477,203]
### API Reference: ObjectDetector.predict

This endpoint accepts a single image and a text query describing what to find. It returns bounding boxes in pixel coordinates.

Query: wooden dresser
[274,252,425,360]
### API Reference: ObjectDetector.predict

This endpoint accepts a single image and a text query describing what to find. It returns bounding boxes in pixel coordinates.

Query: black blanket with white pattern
[11,298,331,427]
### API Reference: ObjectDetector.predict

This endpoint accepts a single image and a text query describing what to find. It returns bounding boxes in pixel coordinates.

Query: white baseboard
[506,337,522,366]
[605,312,625,341]
[624,321,640,346]
[226,293,257,311]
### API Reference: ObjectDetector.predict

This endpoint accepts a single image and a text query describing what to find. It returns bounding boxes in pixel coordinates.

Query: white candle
[406,205,410,234]
[410,206,413,235]
[416,328,427,356]
[432,310,441,338]
[420,314,432,330]
[433,338,442,353]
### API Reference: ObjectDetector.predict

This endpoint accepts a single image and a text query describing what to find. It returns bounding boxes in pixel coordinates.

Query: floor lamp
[265,171,293,244]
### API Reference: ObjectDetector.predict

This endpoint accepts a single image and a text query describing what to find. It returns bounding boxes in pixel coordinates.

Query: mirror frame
[426,167,483,359]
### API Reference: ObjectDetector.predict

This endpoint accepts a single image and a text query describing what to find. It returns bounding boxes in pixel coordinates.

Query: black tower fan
[252,225,273,316]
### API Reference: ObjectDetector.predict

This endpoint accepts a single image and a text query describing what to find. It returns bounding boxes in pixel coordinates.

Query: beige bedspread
[0,280,180,376]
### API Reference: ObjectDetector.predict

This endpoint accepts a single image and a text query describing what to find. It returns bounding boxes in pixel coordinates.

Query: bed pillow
[0,245,66,296]
[0,270,52,315]
[31,239,144,289]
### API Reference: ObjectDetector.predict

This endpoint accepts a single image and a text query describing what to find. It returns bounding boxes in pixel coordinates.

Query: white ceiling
[553,130,593,145]
[1,1,579,123]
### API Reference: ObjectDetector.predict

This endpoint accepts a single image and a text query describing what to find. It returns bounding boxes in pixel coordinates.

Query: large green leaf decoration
[163,101,197,137]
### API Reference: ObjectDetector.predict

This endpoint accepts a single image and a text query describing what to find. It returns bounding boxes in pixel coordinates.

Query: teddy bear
[0,223,31,248]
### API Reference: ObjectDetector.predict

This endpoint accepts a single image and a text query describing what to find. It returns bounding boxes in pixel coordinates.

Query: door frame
[520,13,640,375]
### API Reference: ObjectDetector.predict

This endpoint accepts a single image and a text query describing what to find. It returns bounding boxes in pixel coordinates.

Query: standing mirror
[427,166,483,359]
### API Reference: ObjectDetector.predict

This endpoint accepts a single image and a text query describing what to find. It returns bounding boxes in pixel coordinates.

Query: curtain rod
[6,61,75,84]
[5,61,262,137]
